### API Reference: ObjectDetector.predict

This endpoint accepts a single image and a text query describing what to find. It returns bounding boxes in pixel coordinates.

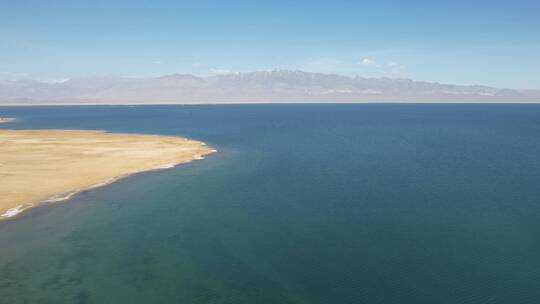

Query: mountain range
[1,70,538,104]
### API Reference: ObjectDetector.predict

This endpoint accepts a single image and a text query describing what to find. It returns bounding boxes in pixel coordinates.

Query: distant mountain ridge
[1,70,538,104]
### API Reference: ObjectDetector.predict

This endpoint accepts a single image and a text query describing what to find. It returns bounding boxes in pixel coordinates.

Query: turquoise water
[1,104,540,303]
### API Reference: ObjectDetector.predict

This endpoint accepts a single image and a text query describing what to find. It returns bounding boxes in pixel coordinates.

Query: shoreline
[0,152,215,220]
[1,100,540,106]
[0,117,16,123]
[0,129,216,221]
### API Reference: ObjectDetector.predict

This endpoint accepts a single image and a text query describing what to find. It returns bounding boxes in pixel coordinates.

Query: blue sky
[1,0,539,88]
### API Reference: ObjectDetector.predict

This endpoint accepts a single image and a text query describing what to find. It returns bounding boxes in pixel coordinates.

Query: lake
[1,104,540,303]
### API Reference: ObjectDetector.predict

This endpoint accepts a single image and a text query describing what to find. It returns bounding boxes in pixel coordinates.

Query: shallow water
[1,104,540,303]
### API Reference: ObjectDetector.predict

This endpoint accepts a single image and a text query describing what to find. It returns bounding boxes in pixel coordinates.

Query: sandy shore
[0,129,216,219]
[0,118,16,123]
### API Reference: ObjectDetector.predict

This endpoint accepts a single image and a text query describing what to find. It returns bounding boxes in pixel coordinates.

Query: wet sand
[0,129,215,219]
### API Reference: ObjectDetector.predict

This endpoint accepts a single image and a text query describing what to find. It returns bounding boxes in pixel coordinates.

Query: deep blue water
[1,104,540,303]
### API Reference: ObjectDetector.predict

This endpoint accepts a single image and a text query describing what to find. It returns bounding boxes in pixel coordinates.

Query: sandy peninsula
[0,117,16,123]
[0,129,216,219]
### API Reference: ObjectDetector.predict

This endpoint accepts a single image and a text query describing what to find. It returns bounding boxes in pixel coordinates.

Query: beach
[0,129,215,219]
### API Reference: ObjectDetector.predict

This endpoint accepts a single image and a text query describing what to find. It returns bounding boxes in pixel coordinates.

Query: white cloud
[358,58,406,76]
[361,58,377,66]
[209,68,232,75]
[386,62,406,75]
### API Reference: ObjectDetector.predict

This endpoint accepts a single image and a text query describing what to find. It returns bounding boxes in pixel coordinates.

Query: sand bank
[0,129,215,219]
[0,118,16,123]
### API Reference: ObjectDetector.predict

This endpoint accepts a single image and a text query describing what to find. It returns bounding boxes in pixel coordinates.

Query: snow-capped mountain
[0,70,537,104]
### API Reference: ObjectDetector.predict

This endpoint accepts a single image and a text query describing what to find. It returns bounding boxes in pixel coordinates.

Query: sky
[0,0,539,89]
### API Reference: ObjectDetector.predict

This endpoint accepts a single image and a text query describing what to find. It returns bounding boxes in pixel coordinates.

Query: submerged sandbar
[0,129,215,219]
